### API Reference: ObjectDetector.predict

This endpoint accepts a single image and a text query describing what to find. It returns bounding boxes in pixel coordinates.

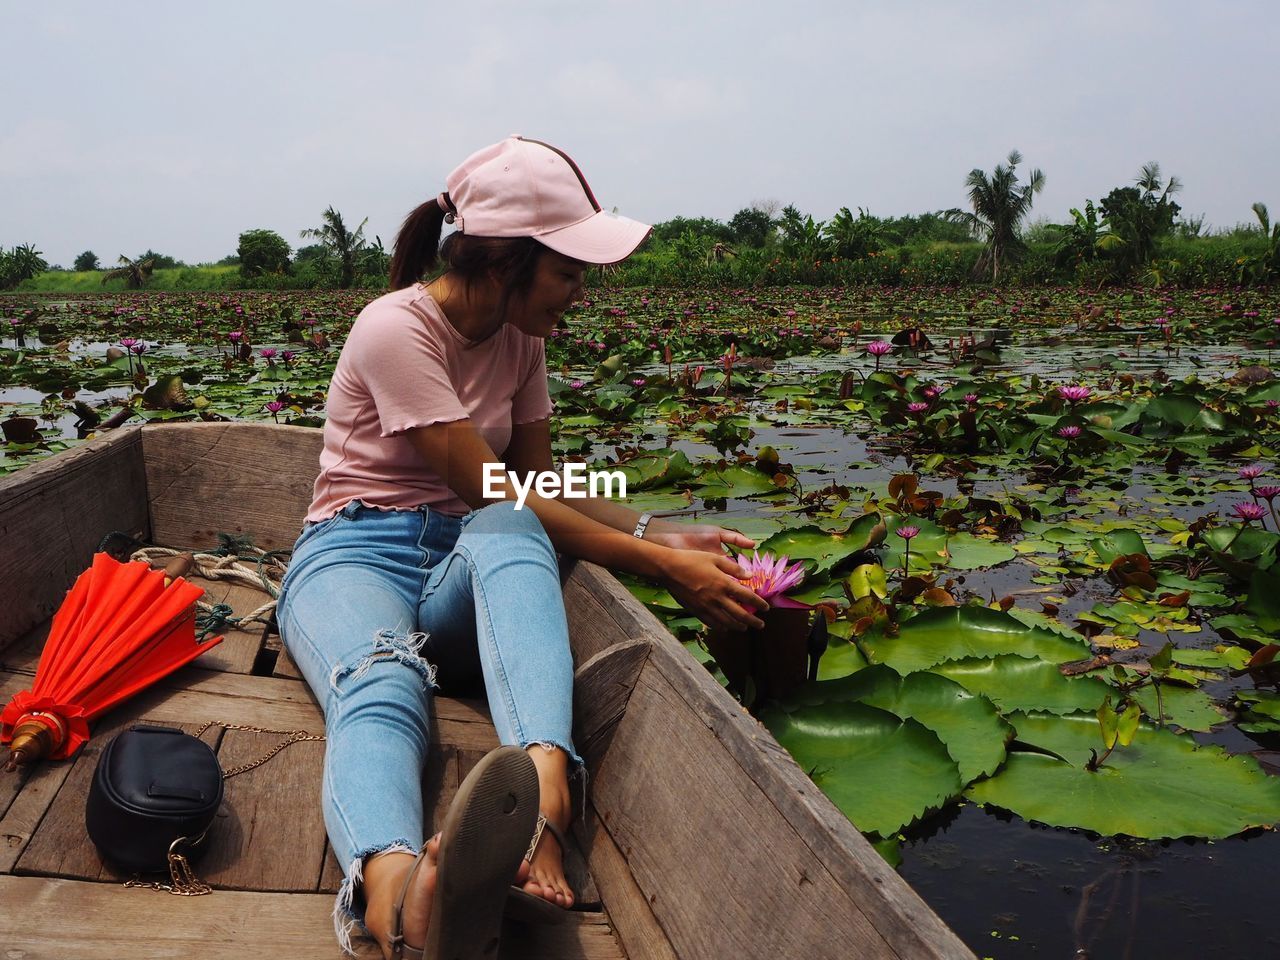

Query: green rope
[196,603,237,641]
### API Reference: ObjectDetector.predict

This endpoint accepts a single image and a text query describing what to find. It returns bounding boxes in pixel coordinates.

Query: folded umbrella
[2,552,223,770]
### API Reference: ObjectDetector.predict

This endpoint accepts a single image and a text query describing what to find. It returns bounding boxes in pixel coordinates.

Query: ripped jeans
[276,498,581,951]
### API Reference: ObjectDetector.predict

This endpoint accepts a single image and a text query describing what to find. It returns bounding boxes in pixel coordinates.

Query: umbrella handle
[3,712,67,771]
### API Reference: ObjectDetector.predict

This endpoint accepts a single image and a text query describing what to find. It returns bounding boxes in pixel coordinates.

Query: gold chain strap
[193,720,326,779]
[125,722,326,895]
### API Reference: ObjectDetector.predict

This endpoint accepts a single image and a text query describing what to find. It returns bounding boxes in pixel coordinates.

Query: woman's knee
[467,500,554,547]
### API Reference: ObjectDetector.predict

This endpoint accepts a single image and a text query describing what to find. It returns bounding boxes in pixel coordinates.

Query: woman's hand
[645,518,756,556]
[662,549,769,632]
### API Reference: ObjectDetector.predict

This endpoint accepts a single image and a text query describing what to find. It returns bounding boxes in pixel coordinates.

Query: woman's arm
[505,419,759,554]
[407,419,767,631]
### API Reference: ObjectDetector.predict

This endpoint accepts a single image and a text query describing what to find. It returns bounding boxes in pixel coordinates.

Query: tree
[300,206,369,289]
[728,207,775,248]
[777,205,833,261]
[1238,202,1280,286]
[1098,162,1181,274]
[237,229,291,278]
[950,150,1045,282]
[649,216,733,245]
[101,255,156,289]
[0,244,48,290]
[824,207,891,259]
[136,249,183,270]
[74,250,100,272]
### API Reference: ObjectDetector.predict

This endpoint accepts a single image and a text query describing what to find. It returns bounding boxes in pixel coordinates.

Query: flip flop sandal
[389,745,540,960]
[504,812,575,924]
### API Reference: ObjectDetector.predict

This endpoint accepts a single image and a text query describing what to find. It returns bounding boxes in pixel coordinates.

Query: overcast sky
[3,1,1276,267]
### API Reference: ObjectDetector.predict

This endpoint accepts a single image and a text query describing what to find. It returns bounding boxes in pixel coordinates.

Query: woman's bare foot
[521,745,575,908]
[364,834,533,957]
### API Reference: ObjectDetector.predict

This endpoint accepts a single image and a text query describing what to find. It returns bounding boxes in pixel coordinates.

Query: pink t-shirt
[306,284,553,521]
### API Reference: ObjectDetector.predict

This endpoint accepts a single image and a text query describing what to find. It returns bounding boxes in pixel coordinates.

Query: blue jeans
[277,499,580,952]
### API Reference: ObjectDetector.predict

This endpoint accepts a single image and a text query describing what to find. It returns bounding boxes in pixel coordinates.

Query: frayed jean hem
[333,839,420,957]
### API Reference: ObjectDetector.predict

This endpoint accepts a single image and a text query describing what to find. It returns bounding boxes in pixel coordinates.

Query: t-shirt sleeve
[346,304,467,437]
[511,337,553,424]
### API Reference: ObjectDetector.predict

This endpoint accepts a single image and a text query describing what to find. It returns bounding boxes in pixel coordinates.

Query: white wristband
[632,511,654,540]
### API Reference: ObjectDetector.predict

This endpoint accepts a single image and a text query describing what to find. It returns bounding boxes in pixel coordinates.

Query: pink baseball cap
[440,135,652,265]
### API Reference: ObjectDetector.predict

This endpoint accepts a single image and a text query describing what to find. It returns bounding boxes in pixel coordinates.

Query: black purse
[85,725,223,887]
[84,720,323,895]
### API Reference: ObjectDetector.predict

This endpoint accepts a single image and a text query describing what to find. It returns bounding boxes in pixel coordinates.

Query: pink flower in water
[129,342,148,355]
[963,393,978,405]
[118,337,139,349]
[1058,385,1092,403]
[259,348,277,360]
[265,401,284,413]
[735,551,808,609]
[866,340,893,357]
[570,380,585,389]
[1058,425,1083,439]
[907,401,930,414]
[1239,464,1266,480]
[631,377,647,387]
[281,350,297,363]
[1233,502,1267,522]
[228,331,243,343]
[923,385,943,399]
[1256,485,1280,501]
[896,526,920,540]
[1268,400,1280,410]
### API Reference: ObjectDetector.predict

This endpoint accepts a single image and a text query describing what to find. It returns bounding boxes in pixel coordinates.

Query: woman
[278,135,769,960]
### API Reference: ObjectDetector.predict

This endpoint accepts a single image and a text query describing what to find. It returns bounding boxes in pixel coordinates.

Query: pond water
[4,288,1280,958]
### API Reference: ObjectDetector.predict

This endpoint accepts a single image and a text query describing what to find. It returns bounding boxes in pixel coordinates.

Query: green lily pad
[944,533,1018,570]
[966,711,1280,840]
[931,655,1112,716]
[1245,567,1280,632]
[1130,682,1225,732]
[1234,690,1280,734]
[760,700,962,836]
[779,666,1012,782]
[1090,529,1149,563]
[862,606,1090,675]
[757,524,870,577]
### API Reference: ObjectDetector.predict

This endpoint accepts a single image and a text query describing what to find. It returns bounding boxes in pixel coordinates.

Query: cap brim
[536,211,653,266]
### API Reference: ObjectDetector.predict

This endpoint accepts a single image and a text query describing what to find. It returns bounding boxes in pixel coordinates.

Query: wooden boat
[0,422,975,959]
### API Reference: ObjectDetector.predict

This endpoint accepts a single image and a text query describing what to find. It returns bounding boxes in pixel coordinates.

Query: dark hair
[389,200,548,320]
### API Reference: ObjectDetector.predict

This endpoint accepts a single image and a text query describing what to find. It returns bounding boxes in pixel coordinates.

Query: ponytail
[389,200,447,289]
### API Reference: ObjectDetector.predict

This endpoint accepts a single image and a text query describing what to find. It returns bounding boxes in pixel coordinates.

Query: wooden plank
[142,422,320,552]
[0,620,50,675]
[0,426,148,652]
[588,644,974,959]
[186,578,271,675]
[591,665,904,959]
[562,559,670,665]
[643,640,973,958]
[573,639,651,773]
[273,641,305,680]
[0,756,75,874]
[0,874,624,959]
[0,667,498,754]
[198,729,327,892]
[573,803,678,960]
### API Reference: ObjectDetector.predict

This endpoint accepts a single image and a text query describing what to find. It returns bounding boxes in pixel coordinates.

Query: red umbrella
[2,552,223,770]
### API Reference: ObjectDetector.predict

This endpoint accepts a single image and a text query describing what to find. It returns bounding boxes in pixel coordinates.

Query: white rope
[130,547,286,626]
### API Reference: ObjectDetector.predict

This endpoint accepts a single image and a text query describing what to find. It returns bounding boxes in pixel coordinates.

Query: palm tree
[300,206,368,289]
[951,151,1045,282]
[101,255,155,289]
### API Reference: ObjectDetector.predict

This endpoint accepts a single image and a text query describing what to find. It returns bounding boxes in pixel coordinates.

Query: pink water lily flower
[735,551,809,609]
[1058,385,1092,403]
